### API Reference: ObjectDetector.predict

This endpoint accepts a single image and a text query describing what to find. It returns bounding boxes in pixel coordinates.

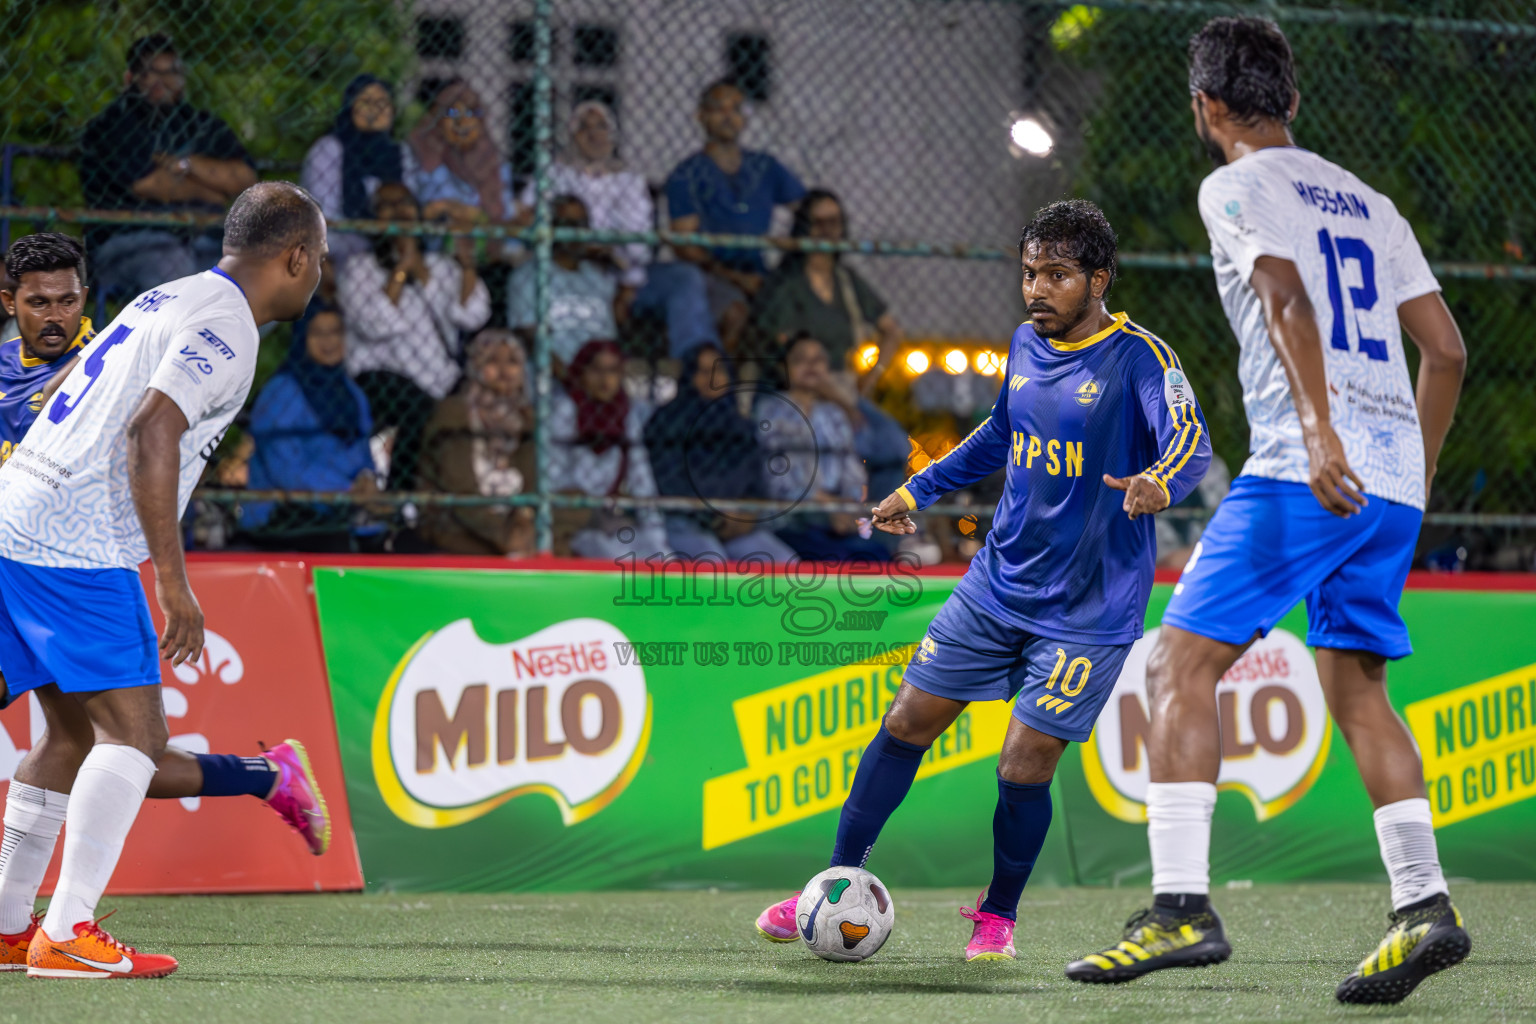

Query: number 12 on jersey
[1317,229,1388,362]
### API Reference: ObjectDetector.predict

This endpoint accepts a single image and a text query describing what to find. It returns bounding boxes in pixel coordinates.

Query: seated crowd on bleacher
[4,34,985,563]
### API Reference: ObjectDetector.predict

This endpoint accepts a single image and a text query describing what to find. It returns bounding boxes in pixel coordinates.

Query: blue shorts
[1163,476,1421,659]
[0,557,159,705]
[902,589,1132,743]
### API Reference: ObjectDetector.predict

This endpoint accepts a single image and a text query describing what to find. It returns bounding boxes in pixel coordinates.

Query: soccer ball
[795,866,895,962]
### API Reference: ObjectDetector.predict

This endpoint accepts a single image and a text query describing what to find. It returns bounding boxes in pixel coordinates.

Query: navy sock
[1153,892,1210,914]
[979,776,1053,921]
[829,723,928,867]
[195,754,278,798]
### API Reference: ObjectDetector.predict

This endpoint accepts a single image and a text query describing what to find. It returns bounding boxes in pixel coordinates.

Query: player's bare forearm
[1252,256,1366,516]
[1398,292,1466,487]
[127,388,204,666]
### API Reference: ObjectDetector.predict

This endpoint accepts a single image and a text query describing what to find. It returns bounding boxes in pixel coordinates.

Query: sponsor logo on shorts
[1082,628,1330,822]
[373,618,651,829]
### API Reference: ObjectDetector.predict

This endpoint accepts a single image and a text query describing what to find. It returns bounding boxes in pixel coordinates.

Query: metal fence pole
[531,0,555,555]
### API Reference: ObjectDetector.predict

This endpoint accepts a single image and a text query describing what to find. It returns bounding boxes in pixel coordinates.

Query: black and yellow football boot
[1064,902,1231,983]
[1335,893,1470,1005]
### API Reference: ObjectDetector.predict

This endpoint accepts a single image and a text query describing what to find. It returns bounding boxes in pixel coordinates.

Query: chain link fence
[1,0,1533,568]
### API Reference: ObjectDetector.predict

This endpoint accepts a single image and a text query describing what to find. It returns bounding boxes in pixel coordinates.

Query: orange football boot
[26,915,177,979]
[0,913,41,970]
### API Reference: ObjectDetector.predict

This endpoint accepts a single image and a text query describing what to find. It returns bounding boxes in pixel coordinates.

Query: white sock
[1147,781,1217,895]
[0,782,68,934]
[1374,797,1448,910]
[40,745,156,939]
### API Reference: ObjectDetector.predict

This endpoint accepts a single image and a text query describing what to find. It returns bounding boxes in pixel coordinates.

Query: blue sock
[829,723,928,867]
[980,777,1053,921]
[195,754,278,798]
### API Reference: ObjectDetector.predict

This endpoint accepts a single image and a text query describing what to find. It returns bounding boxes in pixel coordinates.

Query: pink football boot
[756,892,802,942]
[262,740,332,856]
[961,893,1017,961]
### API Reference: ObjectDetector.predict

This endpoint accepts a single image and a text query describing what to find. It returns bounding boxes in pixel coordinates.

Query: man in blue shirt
[664,80,805,349]
[753,201,1210,962]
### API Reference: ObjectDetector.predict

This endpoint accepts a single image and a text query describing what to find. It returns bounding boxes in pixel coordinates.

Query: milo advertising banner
[312,563,1536,891]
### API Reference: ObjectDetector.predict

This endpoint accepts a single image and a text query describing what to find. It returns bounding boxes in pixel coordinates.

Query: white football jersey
[1198,146,1440,510]
[0,269,259,569]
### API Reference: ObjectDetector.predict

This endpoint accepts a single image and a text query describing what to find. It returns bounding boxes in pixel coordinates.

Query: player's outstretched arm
[891,377,1013,522]
[1397,292,1466,496]
[126,387,204,669]
[1252,255,1367,517]
[1122,330,1211,518]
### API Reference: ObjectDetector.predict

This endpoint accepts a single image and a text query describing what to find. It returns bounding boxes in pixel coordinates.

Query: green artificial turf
[2,885,1531,1023]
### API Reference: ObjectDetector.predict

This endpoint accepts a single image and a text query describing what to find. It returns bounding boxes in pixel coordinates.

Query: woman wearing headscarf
[516,101,719,358]
[643,343,796,562]
[547,339,670,559]
[418,329,538,556]
[301,74,406,264]
[243,304,381,549]
[406,79,513,229]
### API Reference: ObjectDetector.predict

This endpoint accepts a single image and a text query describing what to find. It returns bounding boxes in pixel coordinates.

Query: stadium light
[974,350,1004,376]
[904,350,930,375]
[855,343,881,373]
[942,349,968,375]
[1010,117,1053,158]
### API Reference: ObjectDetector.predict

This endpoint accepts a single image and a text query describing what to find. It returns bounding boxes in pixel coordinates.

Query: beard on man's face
[1196,102,1227,168]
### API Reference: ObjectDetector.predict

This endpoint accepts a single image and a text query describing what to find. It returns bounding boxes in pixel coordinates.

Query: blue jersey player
[755,200,1211,962]
[1069,19,1469,1005]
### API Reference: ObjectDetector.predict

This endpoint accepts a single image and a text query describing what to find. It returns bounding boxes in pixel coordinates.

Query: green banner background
[313,568,1536,892]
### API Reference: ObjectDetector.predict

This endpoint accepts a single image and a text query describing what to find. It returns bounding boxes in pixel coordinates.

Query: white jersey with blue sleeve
[1197,146,1440,510]
[0,268,259,569]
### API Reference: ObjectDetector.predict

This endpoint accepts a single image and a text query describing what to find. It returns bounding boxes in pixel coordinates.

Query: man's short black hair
[700,78,742,106]
[1018,199,1118,292]
[222,182,323,259]
[1188,17,1296,126]
[4,232,86,288]
[127,33,177,74]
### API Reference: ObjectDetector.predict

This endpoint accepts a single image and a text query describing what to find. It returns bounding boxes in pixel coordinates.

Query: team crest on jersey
[1074,379,1101,406]
[915,635,937,665]
[26,392,43,413]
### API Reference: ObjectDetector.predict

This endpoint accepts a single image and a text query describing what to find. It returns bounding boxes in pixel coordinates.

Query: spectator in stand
[301,74,406,265]
[419,329,537,556]
[518,101,719,359]
[338,181,491,489]
[666,80,805,351]
[506,194,617,376]
[757,333,889,562]
[755,190,902,374]
[79,34,257,297]
[243,305,382,550]
[643,343,796,562]
[754,188,912,507]
[548,340,670,560]
[406,79,513,235]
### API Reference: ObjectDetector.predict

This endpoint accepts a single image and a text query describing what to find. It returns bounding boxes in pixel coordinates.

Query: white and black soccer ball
[795,866,895,962]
